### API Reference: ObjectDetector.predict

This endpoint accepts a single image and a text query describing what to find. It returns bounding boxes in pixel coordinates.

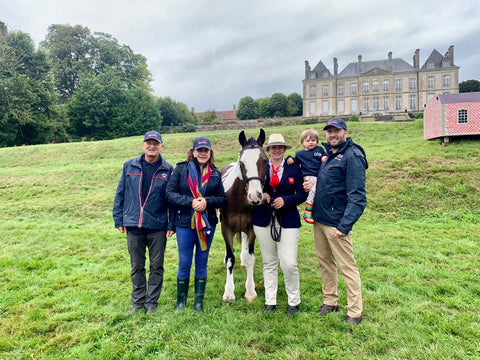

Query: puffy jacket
[166,160,227,228]
[312,138,368,234]
[113,154,174,230]
[253,161,308,228]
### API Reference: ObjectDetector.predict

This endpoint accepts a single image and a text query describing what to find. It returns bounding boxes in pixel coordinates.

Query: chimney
[191,107,195,113]
[233,104,236,112]
[413,49,420,68]
[446,45,454,63]
[357,55,362,73]
[388,51,392,70]
[305,60,311,78]
[333,58,338,76]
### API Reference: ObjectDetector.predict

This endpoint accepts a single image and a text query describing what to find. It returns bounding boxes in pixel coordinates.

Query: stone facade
[303,46,459,117]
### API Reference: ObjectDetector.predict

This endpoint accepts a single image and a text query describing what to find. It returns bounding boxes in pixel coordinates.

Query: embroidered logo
[288,177,295,184]
[335,154,344,161]
[161,173,168,179]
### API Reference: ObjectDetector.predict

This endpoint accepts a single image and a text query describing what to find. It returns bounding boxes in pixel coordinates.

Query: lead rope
[269,206,282,242]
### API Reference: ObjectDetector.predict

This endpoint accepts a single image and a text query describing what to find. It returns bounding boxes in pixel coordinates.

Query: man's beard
[329,138,345,149]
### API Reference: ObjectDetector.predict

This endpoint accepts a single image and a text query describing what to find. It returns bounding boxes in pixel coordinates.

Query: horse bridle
[238,160,265,189]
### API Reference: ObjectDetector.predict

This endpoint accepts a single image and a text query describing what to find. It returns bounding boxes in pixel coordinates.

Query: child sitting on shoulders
[287,129,327,224]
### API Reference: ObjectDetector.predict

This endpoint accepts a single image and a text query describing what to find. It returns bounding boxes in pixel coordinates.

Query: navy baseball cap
[193,136,212,150]
[323,118,347,131]
[144,131,162,143]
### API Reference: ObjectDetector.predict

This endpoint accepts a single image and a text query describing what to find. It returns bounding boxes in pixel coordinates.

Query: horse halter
[239,160,265,188]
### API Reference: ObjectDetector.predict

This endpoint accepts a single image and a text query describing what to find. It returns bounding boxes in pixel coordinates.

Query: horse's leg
[241,230,257,302]
[222,226,236,302]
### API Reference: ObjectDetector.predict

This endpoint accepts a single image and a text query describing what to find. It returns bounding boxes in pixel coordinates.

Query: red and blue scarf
[187,161,212,251]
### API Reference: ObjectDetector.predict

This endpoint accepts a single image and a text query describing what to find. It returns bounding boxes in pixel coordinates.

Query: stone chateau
[303,46,459,117]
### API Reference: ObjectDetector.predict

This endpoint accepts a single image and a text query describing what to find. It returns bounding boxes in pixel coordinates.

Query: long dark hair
[186,149,216,166]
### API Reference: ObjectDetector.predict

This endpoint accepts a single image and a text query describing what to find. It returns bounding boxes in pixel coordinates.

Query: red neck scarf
[270,164,280,191]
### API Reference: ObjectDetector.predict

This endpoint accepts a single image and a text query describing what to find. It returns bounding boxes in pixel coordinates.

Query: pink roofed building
[424,92,480,143]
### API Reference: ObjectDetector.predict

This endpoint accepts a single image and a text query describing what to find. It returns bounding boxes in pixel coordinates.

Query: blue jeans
[176,226,215,279]
[126,231,167,308]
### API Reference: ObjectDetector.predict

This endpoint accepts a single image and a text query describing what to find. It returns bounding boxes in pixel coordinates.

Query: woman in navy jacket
[166,136,226,312]
[253,133,307,316]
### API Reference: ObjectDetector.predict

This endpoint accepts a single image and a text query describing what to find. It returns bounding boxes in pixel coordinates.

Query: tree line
[0,22,303,147]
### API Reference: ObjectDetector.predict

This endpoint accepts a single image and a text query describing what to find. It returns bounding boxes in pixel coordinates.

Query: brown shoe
[345,315,362,325]
[317,304,339,316]
[128,306,145,315]
[146,306,157,315]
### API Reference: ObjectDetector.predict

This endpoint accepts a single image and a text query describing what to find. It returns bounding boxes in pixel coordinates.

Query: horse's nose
[248,191,263,204]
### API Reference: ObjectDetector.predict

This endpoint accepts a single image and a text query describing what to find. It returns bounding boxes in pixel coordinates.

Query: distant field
[1,120,479,359]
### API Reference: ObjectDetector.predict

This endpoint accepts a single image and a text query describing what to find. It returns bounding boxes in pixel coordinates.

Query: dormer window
[322,70,329,78]
[426,61,435,69]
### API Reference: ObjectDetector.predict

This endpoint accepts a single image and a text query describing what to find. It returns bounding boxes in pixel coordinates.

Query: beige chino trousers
[313,222,363,318]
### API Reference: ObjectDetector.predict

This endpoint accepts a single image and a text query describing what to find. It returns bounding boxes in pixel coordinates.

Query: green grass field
[1,120,479,359]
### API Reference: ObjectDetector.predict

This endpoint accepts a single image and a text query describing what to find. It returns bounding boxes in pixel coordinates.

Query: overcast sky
[2,0,480,112]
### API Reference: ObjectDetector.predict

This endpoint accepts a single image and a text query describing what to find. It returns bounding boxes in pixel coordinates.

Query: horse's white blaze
[222,162,242,193]
[240,232,257,302]
[223,257,236,302]
[241,148,263,203]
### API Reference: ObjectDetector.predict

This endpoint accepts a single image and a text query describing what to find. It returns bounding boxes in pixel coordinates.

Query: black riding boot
[194,277,207,313]
[175,278,189,312]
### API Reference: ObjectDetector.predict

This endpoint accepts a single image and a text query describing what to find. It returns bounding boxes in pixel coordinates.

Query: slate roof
[312,60,333,78]
[338,58,415,77]
[437,92,480,104]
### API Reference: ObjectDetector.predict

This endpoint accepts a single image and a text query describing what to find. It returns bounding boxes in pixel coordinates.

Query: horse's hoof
[245,294,257,303]
[223,295,236,303]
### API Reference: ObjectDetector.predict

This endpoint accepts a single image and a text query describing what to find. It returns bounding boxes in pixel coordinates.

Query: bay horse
[220,128,267,302]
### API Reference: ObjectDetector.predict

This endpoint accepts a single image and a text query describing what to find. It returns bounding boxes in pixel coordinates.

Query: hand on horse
[192,197,207,212]
[262,192,271,203]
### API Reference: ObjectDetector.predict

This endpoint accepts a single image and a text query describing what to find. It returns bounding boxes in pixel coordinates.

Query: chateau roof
[338,58,414,77]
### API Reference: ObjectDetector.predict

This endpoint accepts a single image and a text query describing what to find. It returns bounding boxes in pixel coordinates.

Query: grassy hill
[1,121,479,359]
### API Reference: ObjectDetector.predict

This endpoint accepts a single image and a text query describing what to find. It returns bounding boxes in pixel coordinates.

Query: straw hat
[265,133,292,150]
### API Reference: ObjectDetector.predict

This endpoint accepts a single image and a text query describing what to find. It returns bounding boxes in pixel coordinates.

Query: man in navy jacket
[113,131,175,315]
[310,118,368,325]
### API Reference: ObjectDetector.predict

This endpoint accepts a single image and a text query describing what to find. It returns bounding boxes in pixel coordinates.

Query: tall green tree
[157,97,196,127]
[41,24,151,101]
[270,93,289,117]
[256,97,272,118]
[459,80,480,93]
[287,92,303,116]
[0,26,63,146]
[237,96,258,120]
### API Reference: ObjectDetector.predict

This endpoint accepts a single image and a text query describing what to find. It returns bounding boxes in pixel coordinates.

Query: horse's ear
[239,130,247,146]
[257,128,266,146]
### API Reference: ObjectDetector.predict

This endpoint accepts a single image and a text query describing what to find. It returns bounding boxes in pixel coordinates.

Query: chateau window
[458,109,468,124]
[373,97,379,110]
[427,93,435,101]
[409,78,416,90]
[383,96,389,110]
[395,96,401,110]
[309,101,316,116]
[383,80,389,92]
[309,85,316,97]
[443,60,450,68]
[322,70,329,78]
[351,99,358,114]
[443,75,450,87]
[309,73,316,80]
[373,81,379,93]
[323,84,329,96]
[351,83,357,96]
[427,76,434,88]
[363,82,369,94]
[363,98,369,111]
[410,95,416,109]
[338,100,344,115]
[322,100,329,115]
[338,84,344,95]
[426,61,435,69]
[395,79,401,91]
